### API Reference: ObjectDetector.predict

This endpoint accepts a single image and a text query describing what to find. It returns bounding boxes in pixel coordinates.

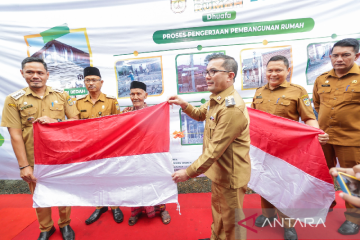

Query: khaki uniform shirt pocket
[102,110,111,116]
[344,88,360,102]
[275,99,291,116]
[253,99,264,110]
[20,107,37,127]
[80,112,89,119]
[208,121,216,140]
[317,88,331,103]
[49,104,64,119]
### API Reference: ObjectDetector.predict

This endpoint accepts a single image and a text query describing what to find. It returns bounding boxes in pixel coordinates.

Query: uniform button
[332,108,334,110]
[352,89,354,92]
[43,109,45,111]
[330,117,332,119]
[323,91,325,93]
[268,100,270,102]
[329,126,332,128]
[334,98,336,100]
[281,103,283,105]
[336,88,339,90]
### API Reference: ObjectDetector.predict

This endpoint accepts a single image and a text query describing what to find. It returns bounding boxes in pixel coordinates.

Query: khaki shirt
[184,85,251,189]
[76,92,120,119]
[1,86,79,166]
[251,81,316,122]
[313,63,360,146]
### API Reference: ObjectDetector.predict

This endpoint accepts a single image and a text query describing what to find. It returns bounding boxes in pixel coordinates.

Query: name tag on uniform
[80,110,87,112]
[321,84,330,87]
[256,96,262,99]
[20,104,33,110]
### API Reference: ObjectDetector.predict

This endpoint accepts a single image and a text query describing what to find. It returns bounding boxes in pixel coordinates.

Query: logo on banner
[171,0,186,13]
[194,0,242,13]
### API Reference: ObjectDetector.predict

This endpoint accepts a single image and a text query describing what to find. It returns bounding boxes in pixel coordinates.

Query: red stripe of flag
[34,102,170,165]
[248,107,333,184]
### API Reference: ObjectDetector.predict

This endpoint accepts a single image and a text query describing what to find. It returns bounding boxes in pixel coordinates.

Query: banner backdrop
[1,0,360,179]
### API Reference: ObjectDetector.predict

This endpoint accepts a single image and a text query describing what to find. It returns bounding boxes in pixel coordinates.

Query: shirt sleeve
[186,107,249,178]
[111,99,120,115]
[64,92,80,118]
[1,96,21,129]
[313,78,320,113]
[297,87,316,122]
[182,102,208,122]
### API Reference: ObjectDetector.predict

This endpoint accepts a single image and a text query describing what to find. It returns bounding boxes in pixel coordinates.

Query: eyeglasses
[84,79,101,83]
[202,69,231,77]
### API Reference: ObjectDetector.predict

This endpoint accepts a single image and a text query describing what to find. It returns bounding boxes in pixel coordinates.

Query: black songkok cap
[130,81,146,91]
[84,67,101,78]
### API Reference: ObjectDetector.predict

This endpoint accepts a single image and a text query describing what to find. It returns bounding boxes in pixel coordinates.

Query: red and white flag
[32,102,178,208]
[248,107,335,222]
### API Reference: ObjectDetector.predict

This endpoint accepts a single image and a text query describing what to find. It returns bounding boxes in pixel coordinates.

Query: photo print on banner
[176,51,225,94]
[306,39,360,85]
[240,46,293,90]
[24,24,92,99]
[115,56,164,98]
[179,107,205,145]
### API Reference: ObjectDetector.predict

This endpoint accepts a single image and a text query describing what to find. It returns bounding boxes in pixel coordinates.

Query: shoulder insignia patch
[225,96,236,107]
[52,87,64,93]
[10,90,25,100]
[115,101,120,111]
[67,96,74,106]
[106,95,117,99]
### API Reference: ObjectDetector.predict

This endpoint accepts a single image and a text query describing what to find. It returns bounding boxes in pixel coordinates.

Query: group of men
[1,37,360,240]
[1,62,170,240]
[170,38,360,240]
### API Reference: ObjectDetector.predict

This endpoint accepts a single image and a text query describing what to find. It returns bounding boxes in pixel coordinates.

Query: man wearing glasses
[169,54,250,240]
[313,38,360,235]
[251,55,328,240]
[76,66,124,225]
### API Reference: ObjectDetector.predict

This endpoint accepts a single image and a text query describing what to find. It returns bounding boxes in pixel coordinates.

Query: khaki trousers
[322,143,360,224]
[96,206,119,210]
[28,181,71,232]
[210,182,247,240]
[261,197,295,228]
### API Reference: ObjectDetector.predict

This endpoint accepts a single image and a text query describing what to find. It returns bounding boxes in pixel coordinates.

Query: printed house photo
[176,51,225,94]
[25,29,91,93]
[241,46,292,90]
[180,109,205,145]
[115,56,163,98]
[306,40,360,85]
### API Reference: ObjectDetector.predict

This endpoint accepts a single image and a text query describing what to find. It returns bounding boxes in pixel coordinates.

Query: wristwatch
[57,119,62,122]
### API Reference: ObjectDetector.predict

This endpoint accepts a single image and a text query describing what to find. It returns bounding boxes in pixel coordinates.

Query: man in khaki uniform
[313,38,360,235]
[1,57,79,240]
[169,54,250,240]
[76,67,124,225]
[252,55,328,240]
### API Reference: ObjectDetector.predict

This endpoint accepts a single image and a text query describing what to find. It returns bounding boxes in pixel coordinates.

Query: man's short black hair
[332,38,359,53]
[207,53,238,82]
[21,57,48,71]
[267,55,290,69]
